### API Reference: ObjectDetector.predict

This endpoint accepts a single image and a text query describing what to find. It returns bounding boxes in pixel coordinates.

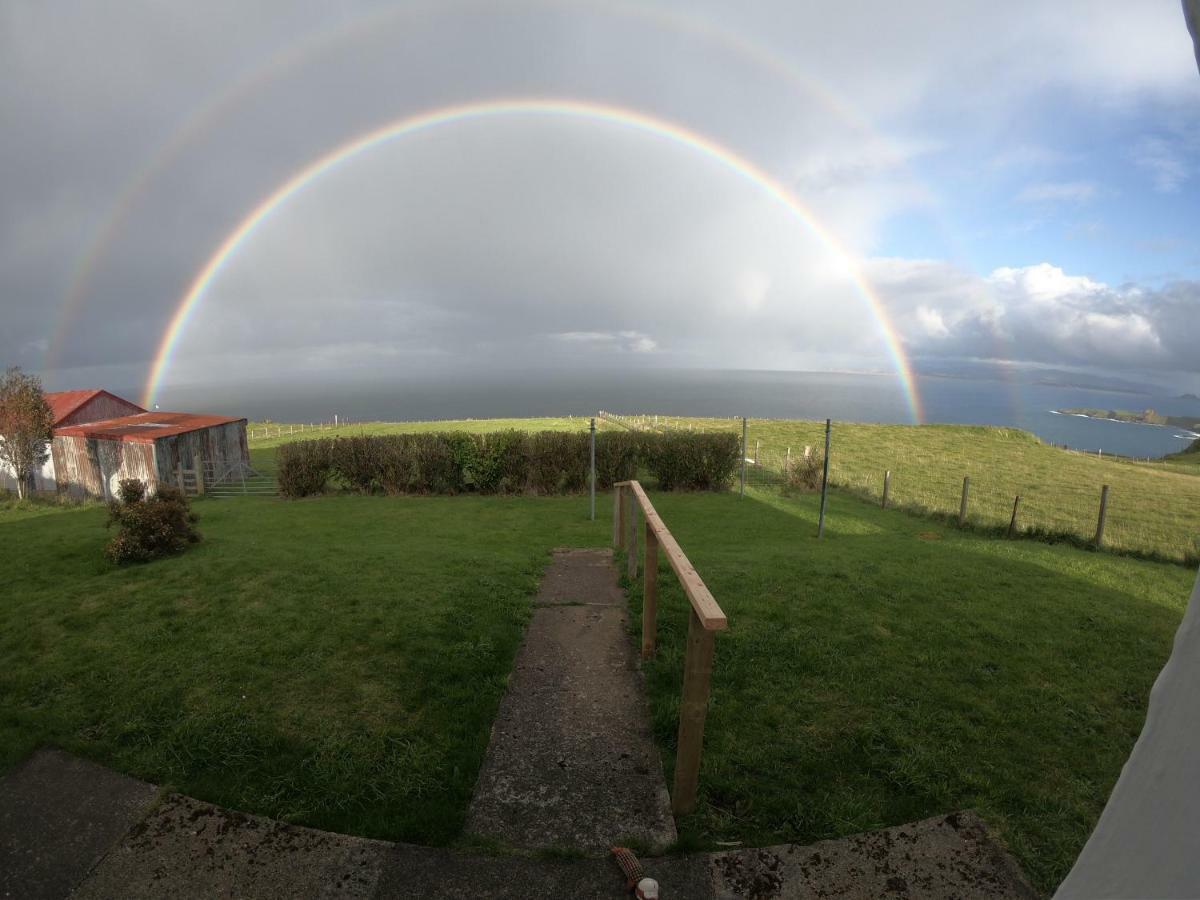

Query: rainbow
[141,98,924,421]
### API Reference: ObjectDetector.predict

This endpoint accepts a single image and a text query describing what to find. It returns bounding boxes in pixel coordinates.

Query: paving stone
[0,747,157,900]
[709,811,1038,900]
[70,794,388,900]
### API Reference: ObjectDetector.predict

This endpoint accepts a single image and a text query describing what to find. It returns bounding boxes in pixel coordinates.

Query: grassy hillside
[629,415,1200,563]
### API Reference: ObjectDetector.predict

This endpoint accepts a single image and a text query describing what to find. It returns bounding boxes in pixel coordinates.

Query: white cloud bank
[871,260,1197,374]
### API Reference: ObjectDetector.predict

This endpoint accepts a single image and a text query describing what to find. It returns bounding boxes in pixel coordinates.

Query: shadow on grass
[624,486,1193,895]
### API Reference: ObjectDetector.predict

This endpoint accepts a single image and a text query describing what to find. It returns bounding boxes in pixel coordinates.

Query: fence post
[194,460,205,496]
[627,494,639,580]
[740,417,747,497]
[1095,485,1110,546]
[959,476,970,526]
[589,418,596,521]
[1008,495,1020,537]
[642,524,658,659]
[882,470,891,508]
[817,419,831,538]
[175,464,187,493]
[673,608,716,815]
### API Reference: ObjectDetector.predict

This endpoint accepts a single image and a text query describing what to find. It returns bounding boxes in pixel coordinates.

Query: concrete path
[464,548,678,854]
[0,749,1036,898]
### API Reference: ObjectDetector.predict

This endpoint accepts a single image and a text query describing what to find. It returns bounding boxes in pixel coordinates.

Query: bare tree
[0,368,54,499]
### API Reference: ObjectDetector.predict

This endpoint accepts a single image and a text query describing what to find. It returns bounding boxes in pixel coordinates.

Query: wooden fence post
[673,608,716,815]
[193,462,205,496]
[882,470,891,508]
[958,476,970,526]
[1008,495,1020,537]
[627,496,639,580]
[175,465,185,493]
[1095,485,1110,546]
[642,525,659,659]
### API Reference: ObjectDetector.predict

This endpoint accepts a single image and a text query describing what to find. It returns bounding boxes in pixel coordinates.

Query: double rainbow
[141,98,923,422]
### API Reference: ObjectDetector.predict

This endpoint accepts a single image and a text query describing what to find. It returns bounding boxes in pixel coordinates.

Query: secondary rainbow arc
[142,97,924,422]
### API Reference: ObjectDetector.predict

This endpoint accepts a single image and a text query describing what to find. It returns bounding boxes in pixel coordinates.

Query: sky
[2,0,1199,401]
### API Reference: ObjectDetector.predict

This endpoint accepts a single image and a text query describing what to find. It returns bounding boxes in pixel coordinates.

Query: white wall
[0,438,56,493]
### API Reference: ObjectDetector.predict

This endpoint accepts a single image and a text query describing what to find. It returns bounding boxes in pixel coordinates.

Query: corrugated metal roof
[54,411,246,443]
[44,389,144,425]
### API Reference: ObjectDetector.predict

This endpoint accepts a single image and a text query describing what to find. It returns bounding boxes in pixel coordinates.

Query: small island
[1057,407,1200,430]
[1179,393,1200,402]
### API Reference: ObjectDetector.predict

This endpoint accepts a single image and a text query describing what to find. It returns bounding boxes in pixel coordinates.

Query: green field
[5,426,1198,895]
[631,416,1200,563]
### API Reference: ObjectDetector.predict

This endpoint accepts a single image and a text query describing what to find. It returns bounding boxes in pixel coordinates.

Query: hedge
[277,430,739,498]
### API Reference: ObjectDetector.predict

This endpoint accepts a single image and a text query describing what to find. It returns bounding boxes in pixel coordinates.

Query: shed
[52,411,250,500]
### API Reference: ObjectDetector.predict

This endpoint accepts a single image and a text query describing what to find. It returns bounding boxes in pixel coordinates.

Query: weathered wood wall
[52,435,156,500]
[56,393,144,427]
[153,421,249,483]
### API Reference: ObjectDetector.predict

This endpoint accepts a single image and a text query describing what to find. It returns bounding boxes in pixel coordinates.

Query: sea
[156,368,1200,460]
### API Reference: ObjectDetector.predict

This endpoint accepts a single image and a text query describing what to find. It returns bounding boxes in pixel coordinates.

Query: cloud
[1132,137,1189,193]
[1016,181,1096,205]
[551,331,658,353]
[870,260,1198,373]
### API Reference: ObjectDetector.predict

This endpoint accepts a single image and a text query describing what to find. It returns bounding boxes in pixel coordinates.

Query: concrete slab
[70,794,388,900]
[373,844,710,899]
[533,548,625,607]
[0,747,157,900]
[709,812,1038,900]
[465,549,677,854]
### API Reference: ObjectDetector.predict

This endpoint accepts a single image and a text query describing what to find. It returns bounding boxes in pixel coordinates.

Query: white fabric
[1055,566,1200,899]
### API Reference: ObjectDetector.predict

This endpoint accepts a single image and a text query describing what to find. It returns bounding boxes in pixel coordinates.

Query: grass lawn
[3,469,1195,895]
[0,493,606,844]
[630,416,1200,563]
[624,486,1195,894]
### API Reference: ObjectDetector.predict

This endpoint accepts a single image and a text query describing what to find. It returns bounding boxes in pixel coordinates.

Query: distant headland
[1056,407,1200,431]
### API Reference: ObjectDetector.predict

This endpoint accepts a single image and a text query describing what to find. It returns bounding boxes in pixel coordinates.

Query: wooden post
[642,525,658,659]
[673,608,716,815]
[627,495,639,580]
[1008,495,1020,537]
[882,470,891,508]
[959,476,970,526]
[1095,485,1110,546]
[175,464,185,493]
[193,462,205,496]
[817,419,831,538]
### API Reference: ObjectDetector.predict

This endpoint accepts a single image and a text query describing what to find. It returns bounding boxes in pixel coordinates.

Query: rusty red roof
[44,389,143,425]
[54,411,246,443]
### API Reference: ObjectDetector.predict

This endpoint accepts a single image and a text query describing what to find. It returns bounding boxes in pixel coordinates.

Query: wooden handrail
[615,480,727,631]
[613,479,727,816]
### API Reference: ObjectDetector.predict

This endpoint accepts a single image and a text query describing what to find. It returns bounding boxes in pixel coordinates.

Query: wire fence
[603,412,1200,565]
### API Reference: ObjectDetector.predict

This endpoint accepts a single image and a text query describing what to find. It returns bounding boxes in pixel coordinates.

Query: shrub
[277,439,333,497]
[276,429,740,497]
[593,431,641,488]
[783,451,824,493]
[105,479,200,563]
[644,431,741,490]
